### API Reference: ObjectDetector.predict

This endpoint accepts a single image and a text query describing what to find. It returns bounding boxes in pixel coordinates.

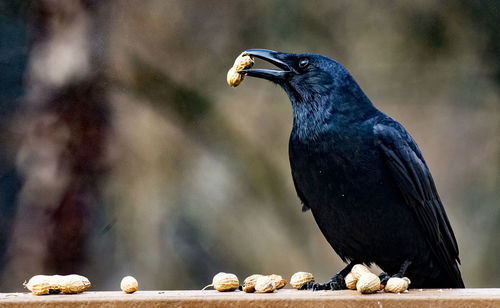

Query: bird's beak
[239,49,296,82]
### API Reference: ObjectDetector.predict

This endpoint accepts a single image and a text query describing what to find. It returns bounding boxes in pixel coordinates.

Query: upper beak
[239,49,295,82]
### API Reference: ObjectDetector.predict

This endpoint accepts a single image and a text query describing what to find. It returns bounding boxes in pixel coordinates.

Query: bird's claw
[299,274,346,291]
[299,281,321,290]
[331,273,347,289]
[379,271,407,287]
[379,272,390,286]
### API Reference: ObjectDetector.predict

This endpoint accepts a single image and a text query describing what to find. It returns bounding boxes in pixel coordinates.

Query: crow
[239,49,464,289]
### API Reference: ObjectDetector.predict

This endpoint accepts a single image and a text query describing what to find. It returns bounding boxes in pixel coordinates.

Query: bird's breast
[288,126,421,261]
[289,129,383,209]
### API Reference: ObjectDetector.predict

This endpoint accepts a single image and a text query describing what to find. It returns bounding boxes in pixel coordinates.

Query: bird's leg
[393,259,412,278]
[300,261,359,291]
[379,260,412,286]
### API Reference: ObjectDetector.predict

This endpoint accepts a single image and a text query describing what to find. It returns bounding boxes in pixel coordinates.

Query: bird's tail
[448,262,465,288]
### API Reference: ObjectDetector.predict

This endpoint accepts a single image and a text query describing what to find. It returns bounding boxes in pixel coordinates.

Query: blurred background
[0,0,498,291]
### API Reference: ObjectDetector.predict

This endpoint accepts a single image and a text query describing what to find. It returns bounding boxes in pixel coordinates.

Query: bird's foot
[379,272,390,286]
[299,274,346,291]
[379,260,412,287]
[379,272,408,287]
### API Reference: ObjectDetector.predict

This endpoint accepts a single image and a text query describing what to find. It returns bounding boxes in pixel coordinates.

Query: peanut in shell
[227,53,254,87]
[385,277,410,293]
[254,276,276,293]
[344,272,357,290]
[59,274,91,294]
[290,272,314,289]
[23,274,91,295]
[24,275,51,295]
[120,276,138,294]
[351,264,371,279]
[356,272,381,294]
[268,274,287,289]
[207,272,239,292]
[242,274,263,293]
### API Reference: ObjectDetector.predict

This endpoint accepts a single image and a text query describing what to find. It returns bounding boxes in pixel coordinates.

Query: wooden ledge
[1,288,499,307]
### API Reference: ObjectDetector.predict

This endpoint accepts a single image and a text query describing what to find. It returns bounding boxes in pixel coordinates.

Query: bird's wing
[373,122,463,287]
[291,171,311,212]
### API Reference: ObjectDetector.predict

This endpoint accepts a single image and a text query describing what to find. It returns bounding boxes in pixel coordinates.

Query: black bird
[239,49,464,289]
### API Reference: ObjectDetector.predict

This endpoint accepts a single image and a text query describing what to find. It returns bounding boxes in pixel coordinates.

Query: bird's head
[240,49,373,116]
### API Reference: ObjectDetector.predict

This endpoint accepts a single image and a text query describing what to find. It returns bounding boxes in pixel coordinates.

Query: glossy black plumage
[240,49,464,288]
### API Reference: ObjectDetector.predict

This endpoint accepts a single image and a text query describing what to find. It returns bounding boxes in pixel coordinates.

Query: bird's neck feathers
[289,91,333,142]
[286,75,377,142]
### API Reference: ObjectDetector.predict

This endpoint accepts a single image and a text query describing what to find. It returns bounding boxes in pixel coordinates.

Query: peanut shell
[385,277,410,293]
[351,264,371,279]
[269,274,287,289]
[24,275,51,295]
[120,276,138,293]
[59,274,91,294]
[290,272,314,289]
[212,272,239,292]
[48,275,63,294]
[356,272,380,294]
[344,272,357,290]
[255,276,276,293]
[243,274,263,293]
[227,53,254,87]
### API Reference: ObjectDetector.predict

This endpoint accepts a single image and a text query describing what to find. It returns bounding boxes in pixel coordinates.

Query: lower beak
[239,49,294,82]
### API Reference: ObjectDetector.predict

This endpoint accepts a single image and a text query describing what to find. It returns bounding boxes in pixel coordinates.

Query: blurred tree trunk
[1,0,110,290]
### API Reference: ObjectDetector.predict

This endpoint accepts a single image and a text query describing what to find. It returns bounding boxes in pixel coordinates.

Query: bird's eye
[298,58,309,69]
